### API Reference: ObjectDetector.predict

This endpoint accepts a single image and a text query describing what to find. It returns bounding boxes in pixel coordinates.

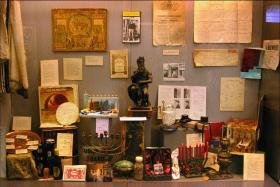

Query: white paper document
[194,1,252,43]
[40,60,59,86]
[63,58,83,80]
[262,40,280,70]
[153,1,186,46]
[162,49,180,56]
[220,77,245,111]
[85,56,103,66]
[57,133,73,157]
[96,118,109,137]
[12,116,31,130]
[158,85,206,120]
[243,153,265,180]
[186,133,203,147]
[193,49,239,67]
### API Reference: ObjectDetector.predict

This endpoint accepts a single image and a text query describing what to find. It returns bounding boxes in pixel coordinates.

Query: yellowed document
[57,133,73,157]
[263,40,280,70]
[40,60,59,86]
[186,133,203,147]
[12,116,31,130]
[85,56,103,66]
[194,1,252,43]
[243,153,264,180]
[153,1,186,46]
[220,77,245,111]
[193,49,239,67]
[63,58,83,80]
[110,49,128,78]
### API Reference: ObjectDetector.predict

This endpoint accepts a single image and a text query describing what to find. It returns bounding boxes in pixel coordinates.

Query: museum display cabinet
[0,1,279,187]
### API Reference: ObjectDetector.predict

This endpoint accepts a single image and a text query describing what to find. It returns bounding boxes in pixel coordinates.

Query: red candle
[199,144,202,158]
[189,145,192,159]
[196,144,198,158]
[181,144,184,161]
[185,145,188,161]
[205,142,209,158]
[201,144,204,158]
[178,146,181,161]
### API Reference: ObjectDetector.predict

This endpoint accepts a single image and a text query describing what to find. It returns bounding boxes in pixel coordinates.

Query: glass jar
[162,104,176,126]
[134,156,143,180]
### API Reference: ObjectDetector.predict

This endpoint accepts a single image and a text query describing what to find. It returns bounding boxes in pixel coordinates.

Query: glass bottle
[44,138,55,177]
[51,148,63,180]
[34,144,44,177]
[134,156,144,180]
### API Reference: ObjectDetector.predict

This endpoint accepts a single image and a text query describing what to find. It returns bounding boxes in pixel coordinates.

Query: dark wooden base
[127,106,153,118]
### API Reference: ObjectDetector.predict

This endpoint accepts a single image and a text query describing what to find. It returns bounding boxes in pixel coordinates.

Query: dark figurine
[128,57,152,108]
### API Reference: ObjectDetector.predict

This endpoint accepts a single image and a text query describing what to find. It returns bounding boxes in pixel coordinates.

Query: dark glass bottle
[51,148,63,180]
[34,144,44,177]
[43,139,55,177]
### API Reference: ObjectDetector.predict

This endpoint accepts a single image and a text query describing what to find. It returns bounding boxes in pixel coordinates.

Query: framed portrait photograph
[63,165,87,181]
[52,9,107,51]
[122,11,141,43]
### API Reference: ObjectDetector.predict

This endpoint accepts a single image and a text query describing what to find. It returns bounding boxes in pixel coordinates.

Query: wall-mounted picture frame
[122,11,141,43]
[110,49,129,78]
[63,165,87,181]
[52,9,107,51]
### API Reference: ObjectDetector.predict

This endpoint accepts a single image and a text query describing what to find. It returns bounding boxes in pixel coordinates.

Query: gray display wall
[11,1,263,146]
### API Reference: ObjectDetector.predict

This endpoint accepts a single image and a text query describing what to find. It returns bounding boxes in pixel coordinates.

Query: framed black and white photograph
[122,11,141,43]
[163,63,185,81]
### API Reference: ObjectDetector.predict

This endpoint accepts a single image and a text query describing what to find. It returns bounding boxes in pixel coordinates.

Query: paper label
[6,144,15,149]
[6,138,15,143]
[162,49,180,56]
[15,149,28,154]
[26,140,39,145]
[16,135,27,139]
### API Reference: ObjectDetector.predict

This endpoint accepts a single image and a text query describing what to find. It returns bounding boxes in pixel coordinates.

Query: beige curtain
[0,0,28,97]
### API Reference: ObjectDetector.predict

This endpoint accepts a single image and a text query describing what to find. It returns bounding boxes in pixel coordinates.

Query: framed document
[52,9,107,51]
[110,49,129,78]
[122,11,141,43]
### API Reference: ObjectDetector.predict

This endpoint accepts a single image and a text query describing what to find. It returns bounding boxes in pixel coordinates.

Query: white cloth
[9,0,29,93]
[0,0,9,59]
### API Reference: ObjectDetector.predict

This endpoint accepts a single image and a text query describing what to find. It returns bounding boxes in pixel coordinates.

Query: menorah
[82,128,130,163]
[177,143,208,178]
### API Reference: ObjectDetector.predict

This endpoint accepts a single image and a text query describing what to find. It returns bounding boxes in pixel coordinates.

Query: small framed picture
[63,165,87,181]
[122,11,141,43]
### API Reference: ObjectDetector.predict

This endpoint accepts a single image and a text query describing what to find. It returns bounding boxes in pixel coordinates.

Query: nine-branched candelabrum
[177,142,208,178]
[82,130,131,162]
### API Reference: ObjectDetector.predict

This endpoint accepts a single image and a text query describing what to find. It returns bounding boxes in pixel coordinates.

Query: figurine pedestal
[127,106,153,118]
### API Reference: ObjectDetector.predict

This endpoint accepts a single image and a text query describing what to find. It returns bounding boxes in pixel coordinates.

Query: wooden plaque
[52,9,107,51]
